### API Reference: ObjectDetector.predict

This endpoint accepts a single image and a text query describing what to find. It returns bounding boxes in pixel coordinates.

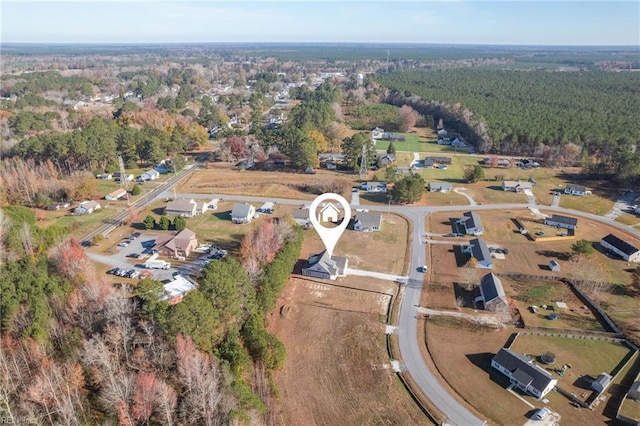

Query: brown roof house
[154,228,198,258]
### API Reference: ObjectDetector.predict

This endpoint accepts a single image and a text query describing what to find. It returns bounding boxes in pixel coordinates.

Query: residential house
[451,137,468,148]
[75,200,101,215]
[437,129,448,137]
[544,214,578,230]
[462,238,493,268]
[381,132,405,141]
[112,172,134,183]
[592,373,613,392]
[437,137,452,145]
[476,273,509,313]
[428,182,452,193]
[326,163,337,170]
[372,127,385,140]
[491,348,558,399]
[318,153,346,163]
[154,228,198,258]
[196,198,218,215]
[46,201,71,211]
[377,153,396,167]
[549,260,561,272]
[600,234,640,262]
[301,251,348,280]
[361,181,388,193]
[425,156,452,167]
[165,199,198,217]
[231,203,256,224]
[96,173,113,180]
[141,169,160,181]
[501,181,533,193]
[456,212,484,236]
[291,208,311,228]
[162,275,197,304]
[352,212,382,232]
[104,188,128,201]
[564,183,587,196]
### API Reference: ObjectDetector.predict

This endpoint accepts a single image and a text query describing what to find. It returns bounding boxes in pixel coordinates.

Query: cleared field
[425,318,624,425]
[560,193,616,216]
[177,165,357,201]
[616,212,640,227]
[271,276,428,426]
[50,206,120,236]
[302,213,409,275]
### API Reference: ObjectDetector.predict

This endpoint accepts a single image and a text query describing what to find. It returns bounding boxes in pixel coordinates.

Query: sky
[2,1,639,46]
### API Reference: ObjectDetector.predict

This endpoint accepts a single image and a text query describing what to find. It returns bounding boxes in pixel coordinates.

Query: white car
[532,407,550,421]
[420,265,428,272]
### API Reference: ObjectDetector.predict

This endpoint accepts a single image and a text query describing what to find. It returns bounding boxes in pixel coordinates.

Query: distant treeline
[377,69,640,184]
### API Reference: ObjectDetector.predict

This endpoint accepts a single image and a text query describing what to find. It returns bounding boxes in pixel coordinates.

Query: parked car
[535,231,545,236]
[129,271,140,279]
[127,253,141,258]
[532,407,551,420]
[107,268,117,274]
[118,241,130,247]
[420,265,428,273]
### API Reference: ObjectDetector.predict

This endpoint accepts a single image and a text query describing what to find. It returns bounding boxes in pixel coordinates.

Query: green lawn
[560,193,616,216]
[55,207,118,236]
[616,213,640,227]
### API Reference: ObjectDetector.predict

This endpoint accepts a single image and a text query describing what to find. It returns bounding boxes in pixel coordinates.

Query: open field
[177,164,357,201]
[560,193,616,216]
[424,318,627,425]
[302,213,409,275]
[616,212,640,227]
[271,276,428,426]
[44,206,121,236]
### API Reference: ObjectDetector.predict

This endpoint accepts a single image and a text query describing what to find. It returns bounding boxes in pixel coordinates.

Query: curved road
[88,171,640,425]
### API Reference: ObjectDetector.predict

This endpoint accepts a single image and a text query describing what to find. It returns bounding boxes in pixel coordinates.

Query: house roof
[291,208,310,220]
[144,169,160,176]
[493,348,556,394]
[429,182,452,190]
[602,234,640,256]
[503,180,533,189]
[305,251,347,276]
[79,200,100,210]
[162,275,197,300]
[157,228,197,253]
[354,212,382,229]
[547,214,578,227]
[463,211,483,230]
[425,156,452,164]
[480,273,505,303]
[566,183,586,192]
[107,188,127,198]
[232,203,254,218]
[470,238,491,262]
[165,198,196,213]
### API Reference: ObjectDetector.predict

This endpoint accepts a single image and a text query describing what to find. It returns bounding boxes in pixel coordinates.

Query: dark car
[81,240,91,247]
[131,232,141,238]
[127,253,141,258]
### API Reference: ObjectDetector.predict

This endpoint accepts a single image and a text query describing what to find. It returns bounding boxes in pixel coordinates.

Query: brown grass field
[177,164,357,201]
[424,318,631,425]
[270,275,429,426]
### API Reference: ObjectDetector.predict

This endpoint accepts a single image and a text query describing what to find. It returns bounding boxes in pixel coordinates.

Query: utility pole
[386,50,390,74]
[118,155,130,205]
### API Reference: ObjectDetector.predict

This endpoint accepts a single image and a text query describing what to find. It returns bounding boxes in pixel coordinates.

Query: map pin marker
[309,193,352,258]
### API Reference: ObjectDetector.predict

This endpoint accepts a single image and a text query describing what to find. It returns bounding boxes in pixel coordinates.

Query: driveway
[351,189,360,206]
[523,188,536,205]
[604,191,637,220]
[453,187,478,205]
[345,267,407,282]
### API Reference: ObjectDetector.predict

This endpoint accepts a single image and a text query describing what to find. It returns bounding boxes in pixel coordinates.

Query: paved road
[604,191,637,220]
[86,167,640,425]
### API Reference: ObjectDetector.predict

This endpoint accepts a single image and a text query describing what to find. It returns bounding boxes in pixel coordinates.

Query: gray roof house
[462,238,493,269]
[353,212,382,232]
[75,200,101,215]
[165,199,198,217]
[291,208,311,228]
[600,234,640,262]
[231,203,256,224]
[491,348,558,399]
[501,181,533,193]
[301,251,348,280]
[457,212,484,236]
[564,183,588,196]
[544,214,578,230]
[428,182,452,193]
[361,181,388,192]
[476,273,509,313]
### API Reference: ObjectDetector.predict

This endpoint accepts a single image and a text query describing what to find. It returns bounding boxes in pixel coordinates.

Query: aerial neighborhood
[2,39,640,426]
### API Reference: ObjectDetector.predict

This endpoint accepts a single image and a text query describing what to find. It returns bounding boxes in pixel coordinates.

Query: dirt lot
[271,276,428,426]
[424,318,626,425]
[177,164,357,201]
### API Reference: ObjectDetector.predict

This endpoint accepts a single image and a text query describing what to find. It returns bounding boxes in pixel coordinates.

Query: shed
[549,260,561,272]
[629,381,640,400]
[592,373,613,392]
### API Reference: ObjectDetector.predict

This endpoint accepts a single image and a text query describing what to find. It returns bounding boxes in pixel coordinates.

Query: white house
[462,238,493,269]
[501,181,533,193]
[112,172,134,183]
[544,214,578,230]
[476,273,509,313]
[162,275,197,304]
[165,199,198,217]
[231,203,256,224]
[456,212,484,236]
[301,251,348,280]
[361,181,387,193]
[428,182,452,193]
[104,188,128,201]
[75,200,101,215]
[491,348,558,399]
[291,208,312,228]
[372,127,384,140]
[141,169,160,181]
[352,212,382,232]
[600,234,640,262]
[564,183,588,196]
[319,203,340,223]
